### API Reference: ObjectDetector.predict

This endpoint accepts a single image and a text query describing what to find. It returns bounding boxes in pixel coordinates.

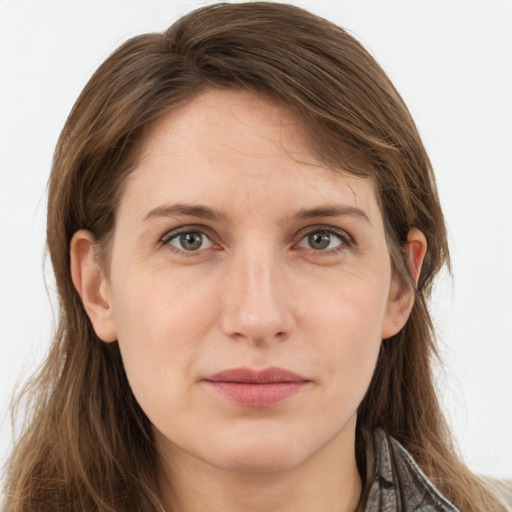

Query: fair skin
[71,89,426,512]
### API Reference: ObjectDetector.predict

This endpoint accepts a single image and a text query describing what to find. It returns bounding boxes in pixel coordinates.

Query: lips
[203,367,310,407]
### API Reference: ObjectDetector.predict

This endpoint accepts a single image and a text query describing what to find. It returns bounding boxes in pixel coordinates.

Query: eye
[163,230,213,252]
[297,229,348,251]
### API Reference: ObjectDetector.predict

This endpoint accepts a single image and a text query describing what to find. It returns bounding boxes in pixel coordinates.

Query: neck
[157,418,362,512]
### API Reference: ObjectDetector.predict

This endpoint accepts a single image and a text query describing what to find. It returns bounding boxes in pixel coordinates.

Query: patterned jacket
[360,429,512,511]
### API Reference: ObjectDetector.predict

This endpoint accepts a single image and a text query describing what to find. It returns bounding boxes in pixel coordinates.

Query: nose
[220,246,295,345]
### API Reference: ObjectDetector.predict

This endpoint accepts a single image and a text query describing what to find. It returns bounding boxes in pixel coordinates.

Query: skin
[71,89,426,512]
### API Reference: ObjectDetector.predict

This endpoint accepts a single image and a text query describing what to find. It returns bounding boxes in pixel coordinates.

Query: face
[87,89,411,474]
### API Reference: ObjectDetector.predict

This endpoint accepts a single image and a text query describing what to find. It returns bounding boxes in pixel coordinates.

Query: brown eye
[167,231,212,251]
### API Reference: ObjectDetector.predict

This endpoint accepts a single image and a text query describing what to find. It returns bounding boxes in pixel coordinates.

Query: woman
[2,2,510,511]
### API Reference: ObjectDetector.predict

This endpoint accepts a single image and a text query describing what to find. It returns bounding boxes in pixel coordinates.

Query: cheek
[112,258,220,342]
[296,259,391,339]
[109,265,220,414]
[295,268,389,402]
[310,312,381,404]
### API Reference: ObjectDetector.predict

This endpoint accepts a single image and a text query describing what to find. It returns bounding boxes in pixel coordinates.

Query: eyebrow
[294,205,371,224]
[143,203,371,224]
[143,203,227,222]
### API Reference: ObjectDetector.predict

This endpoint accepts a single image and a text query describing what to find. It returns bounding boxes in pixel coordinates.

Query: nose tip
[221,290,293,344]
[220,255,294,345]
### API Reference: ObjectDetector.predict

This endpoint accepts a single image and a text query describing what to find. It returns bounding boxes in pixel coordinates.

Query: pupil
[309,232,330,250]
[180,232,202,250]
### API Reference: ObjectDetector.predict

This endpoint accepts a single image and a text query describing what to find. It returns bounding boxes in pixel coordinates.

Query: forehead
[138,89,319,187]
[120,89,381,224]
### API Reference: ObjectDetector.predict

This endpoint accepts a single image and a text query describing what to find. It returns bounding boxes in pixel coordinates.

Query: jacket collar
[361,429,459,511]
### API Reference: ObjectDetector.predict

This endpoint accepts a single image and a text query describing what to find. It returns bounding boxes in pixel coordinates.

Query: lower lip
[204,381,308,407]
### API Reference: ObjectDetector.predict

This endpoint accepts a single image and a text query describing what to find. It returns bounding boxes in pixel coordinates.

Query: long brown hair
[3,3,504,511]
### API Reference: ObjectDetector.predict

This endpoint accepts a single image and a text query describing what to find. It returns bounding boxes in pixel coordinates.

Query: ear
[382,228,427,339]
[70,229,117,342]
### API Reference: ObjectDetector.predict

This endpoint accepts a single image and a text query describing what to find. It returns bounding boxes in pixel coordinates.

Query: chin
[205,430,315,474]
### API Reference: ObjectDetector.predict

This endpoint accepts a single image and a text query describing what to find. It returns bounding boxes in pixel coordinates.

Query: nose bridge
[221,240,292,343]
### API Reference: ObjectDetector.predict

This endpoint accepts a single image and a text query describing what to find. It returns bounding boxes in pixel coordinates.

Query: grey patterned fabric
[361,429,459,512]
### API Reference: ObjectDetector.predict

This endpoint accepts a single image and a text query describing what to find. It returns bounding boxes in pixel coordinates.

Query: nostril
[233,331,288,345]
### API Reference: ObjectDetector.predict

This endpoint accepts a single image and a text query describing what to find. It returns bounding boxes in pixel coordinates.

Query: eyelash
[160,225,353,256]
[297,227,353,254]
[160,226,218,257]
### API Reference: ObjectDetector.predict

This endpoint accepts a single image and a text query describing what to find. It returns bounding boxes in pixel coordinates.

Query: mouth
[202,367,311,408]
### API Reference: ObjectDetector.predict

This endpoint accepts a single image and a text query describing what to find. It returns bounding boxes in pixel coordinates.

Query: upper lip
[204,367,310,384]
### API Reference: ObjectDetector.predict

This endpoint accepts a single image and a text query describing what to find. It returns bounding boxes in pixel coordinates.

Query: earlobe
[382,228,427,339]
[70,229,117,342]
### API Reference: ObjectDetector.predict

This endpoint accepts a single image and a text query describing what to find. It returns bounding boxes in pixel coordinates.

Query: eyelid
[160,225,219,252]
[158,223,354,254]
[294,225,354,251]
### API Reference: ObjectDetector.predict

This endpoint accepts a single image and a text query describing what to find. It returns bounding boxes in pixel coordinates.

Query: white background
[1,0,511,479]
